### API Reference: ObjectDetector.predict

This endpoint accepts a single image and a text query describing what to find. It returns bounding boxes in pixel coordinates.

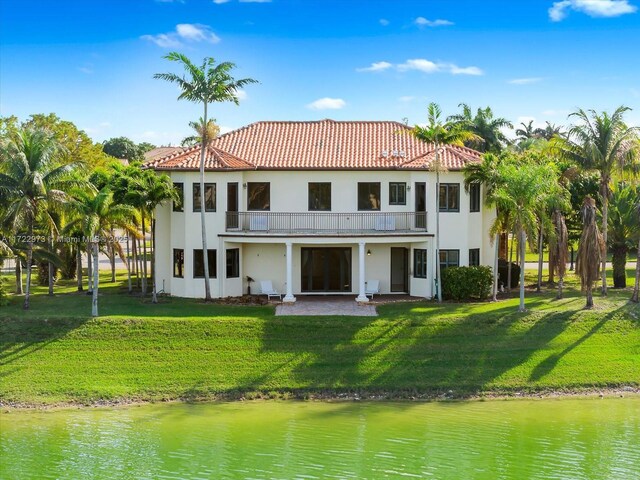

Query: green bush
[441,266,493,301]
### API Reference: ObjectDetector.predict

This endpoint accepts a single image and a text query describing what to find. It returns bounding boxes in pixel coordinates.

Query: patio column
[356,241,369,303]
[283,241,296,303]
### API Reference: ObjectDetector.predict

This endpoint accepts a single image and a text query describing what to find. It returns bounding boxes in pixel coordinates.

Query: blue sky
[1,0,639,146]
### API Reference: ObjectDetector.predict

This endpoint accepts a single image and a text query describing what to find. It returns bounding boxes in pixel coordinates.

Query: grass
[507,239,638,264]
[1,270,639,406]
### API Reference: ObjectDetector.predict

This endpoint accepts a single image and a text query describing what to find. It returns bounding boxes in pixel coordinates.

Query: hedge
[441,265,493,301]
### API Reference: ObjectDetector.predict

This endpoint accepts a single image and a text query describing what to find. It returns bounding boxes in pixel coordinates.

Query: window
[389,182,406,205]
[193,183,216,212]
[308,183,331,211]
[413,249,427,279]
[226,248,240,278]
[470,183,481,213]
[193,249,217,278]
[173,183,184,212]
[439,249,460,270]
[439,183,460,212]
[248,182,270,210]
[173,249,184,278]
[469,248,480,267]
[358,182,381,210]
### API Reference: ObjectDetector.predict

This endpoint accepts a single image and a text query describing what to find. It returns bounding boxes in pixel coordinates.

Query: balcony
[225,211,427,235]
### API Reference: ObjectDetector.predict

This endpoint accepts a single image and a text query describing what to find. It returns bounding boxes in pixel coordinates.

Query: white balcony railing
[225,211,427,234]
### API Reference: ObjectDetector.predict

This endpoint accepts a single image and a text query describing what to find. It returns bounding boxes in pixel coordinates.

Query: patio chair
[365,280,380,299]
[260,280,282,300]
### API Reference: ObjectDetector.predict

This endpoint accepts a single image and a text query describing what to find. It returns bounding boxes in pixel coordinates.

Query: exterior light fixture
[367,249,372,256]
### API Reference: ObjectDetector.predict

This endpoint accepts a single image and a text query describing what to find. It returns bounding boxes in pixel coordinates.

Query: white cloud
[235,90,248,101]
[394,58,483,76]
[356,61,393,72]
[508,77,544,85]
[219,126,234,135]
[141,23,220,47]
[306,97,346,110]
[397,58,440,73]
[78,66,93,74]
[549,0,637,21]
[213,0,231,3]
[398,96,416,102]
[379,18,390,26]
[414,16,454,27]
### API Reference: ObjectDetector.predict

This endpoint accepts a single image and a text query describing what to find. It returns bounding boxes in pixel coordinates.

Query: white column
[356,241,369,303]
[283,241,296,303]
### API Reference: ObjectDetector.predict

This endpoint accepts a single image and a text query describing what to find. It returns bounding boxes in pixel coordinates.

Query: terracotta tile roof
[147,120,482,171]
[143,146,184,162]
[144,144,255,171]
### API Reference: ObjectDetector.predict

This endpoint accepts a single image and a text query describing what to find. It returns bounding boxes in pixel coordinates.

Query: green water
[1,398,639,479]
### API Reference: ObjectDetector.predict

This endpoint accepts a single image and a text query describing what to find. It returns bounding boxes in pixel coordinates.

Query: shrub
[441,265,493,301]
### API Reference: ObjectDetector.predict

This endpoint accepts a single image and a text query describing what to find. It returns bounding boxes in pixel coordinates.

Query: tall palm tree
[534,121,564,141]
[607,183,639,288]
[447,103,513,153]
[555,106,639,296]
[548,209,569,299]
[632,199,640,303]
[491,161,563,312]
[0,127,76,309]
[181,118,220,147]
[463,153,504,301]
[576,196,606,309]
[411,102,480,302]
[155,52,257,301]
[68,187,136,316]
[127,170,177,303]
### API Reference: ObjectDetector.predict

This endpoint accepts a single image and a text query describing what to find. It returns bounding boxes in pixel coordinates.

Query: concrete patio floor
[274,295,423,316]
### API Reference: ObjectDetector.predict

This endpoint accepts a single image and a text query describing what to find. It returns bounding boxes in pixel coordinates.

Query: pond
[1,398,639,479]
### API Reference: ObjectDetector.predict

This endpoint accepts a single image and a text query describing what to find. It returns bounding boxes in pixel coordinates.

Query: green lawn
[1,271,639,406]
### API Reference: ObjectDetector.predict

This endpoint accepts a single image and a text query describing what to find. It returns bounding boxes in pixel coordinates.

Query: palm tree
[607,183,639,288]
[548,209,569,299]
[411,102,480,302]
[155,52,257,301]
[516,120,536,141]
[68,187,136,316]
[0,127,76,309]
[632,199,640,303]
[491,161,563,312]
[181,118,221,147]
[555,106,639,296]
[127,170,177,303]
[535,121,564,141]
[463,153,504,301]
[576,196,606,309]
[447,103,513,153]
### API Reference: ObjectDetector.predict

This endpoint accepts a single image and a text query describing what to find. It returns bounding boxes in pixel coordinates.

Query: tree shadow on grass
[247,297,631,397]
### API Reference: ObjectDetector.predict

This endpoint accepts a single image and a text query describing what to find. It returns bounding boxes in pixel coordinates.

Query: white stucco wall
[153,169,495,299]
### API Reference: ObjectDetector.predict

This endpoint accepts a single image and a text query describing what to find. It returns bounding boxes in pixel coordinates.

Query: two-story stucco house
[146,119,496,302]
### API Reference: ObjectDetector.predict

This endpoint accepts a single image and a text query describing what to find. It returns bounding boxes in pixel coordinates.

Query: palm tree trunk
[632,236,640,303]
[87,243,93,293]
[151,217,158,304]
[536,227,543,292]
[109,236,116,283]
[200,102,212,302]
[141,212,148,296]
[601,195,608,296]
[132,236,139,288]
[15,258,23,295]
[557,274,564,300]
[611,244,627,288]
[76,245,83,292]
[435,160,442,303]
[586,285,593,308]
[48,238,54,296]
[507,232,514,292]
[126,234,132,294]
[492,233,499,301]
[24,224,34,310]
[519,229,526,312]
[92,242,99,317]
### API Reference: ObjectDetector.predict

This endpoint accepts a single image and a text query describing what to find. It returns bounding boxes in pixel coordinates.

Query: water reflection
[1,398,639,479]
